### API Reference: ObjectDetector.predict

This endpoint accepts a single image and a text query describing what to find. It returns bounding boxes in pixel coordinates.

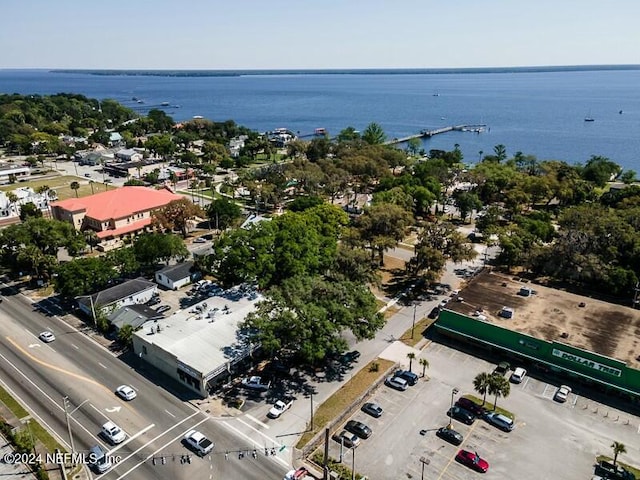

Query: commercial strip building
[132,287,262,397]
[434,270,640,402]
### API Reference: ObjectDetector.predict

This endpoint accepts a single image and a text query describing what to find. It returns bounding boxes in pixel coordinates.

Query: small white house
[77,277,157,317]
[155,262,198,290]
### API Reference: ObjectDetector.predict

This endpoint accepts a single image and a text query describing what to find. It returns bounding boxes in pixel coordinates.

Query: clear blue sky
[2,0,639,69]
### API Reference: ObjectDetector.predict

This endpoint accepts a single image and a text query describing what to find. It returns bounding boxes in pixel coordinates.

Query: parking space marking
[521,377,530,389]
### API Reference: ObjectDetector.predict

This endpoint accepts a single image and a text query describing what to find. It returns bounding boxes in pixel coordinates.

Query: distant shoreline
[36,64,640,78]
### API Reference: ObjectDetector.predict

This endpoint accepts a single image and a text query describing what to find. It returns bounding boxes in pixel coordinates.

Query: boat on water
[137,100,144,104]
[584,110,594,122]
[161,102,170,106]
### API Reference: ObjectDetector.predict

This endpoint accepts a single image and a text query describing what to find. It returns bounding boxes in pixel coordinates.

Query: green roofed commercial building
[434,270,640,403]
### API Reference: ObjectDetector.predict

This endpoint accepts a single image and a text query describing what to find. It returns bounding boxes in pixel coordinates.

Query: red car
[456,450,489,473]
[456,397,487,417]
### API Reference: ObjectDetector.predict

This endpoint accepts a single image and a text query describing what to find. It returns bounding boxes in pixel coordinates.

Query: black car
[341,350,361,363]
[361,402,383,418]
[345,420,372,439]
[447,406,476,425]
[455,397,486,417]
[395,369,419,386]
[146,297,161,306]
[428,307,440,319]
[436,426,463,446]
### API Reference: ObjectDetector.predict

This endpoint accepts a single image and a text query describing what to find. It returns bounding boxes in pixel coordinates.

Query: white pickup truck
[267,399,294,419]
[241,375,271,391]
[183,430,214,456]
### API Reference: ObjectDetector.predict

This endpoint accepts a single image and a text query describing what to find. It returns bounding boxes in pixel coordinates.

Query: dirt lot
[448,269,640,368]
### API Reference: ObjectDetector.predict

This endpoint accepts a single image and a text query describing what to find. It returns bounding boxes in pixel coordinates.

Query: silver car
[554,385,572,403]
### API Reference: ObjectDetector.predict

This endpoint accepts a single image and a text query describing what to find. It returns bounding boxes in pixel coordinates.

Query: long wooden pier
[384,124,487,145]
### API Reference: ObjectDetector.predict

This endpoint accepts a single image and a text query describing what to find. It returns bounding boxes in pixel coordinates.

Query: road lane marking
[221,421,289,468]
[71,343,79,350]
[245,413,270,429]
[109,414,206,480]
[0,350,105,447]
[90,403,117,422]
[107,423,155,456]
[236,418,278,442]
[98,362,108,369]
[70,399,89,415]
[5,337,106,389]
[164,409,176,418]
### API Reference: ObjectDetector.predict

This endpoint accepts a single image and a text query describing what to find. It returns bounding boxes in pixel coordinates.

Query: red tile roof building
[50,186,183,250]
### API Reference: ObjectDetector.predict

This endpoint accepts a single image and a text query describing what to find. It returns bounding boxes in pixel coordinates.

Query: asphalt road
[0,290,288,480]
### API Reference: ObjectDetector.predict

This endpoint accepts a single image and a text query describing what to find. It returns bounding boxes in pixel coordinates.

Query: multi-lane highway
[0,290,288,480]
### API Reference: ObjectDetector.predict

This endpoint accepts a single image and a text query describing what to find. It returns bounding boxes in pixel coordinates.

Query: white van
[510,367,527,383]
[89,445,112,473]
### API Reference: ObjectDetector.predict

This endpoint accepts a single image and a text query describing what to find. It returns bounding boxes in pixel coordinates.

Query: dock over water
[384,124,487,145]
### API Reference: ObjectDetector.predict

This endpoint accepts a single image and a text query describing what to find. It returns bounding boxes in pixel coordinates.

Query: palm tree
[406,352,416,372]
[488,375,511,410]
[419,358,429,378]
[473,372,492,406]
[6,191,19,216]
[611,441,627,467]
[70,181,80,198]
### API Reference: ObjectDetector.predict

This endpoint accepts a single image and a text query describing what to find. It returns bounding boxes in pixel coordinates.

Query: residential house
[115,148,143,162]
[0,187,57,220]
[77,277,157,318]
[155,261,199,290]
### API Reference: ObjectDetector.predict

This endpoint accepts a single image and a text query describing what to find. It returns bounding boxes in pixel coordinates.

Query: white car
[101,421,126,444]
[510,367,527,383]
[268,399,293,419]
[39,331,55,343]
[183,430,214,456]
[554,385,572,403]
[115,385,137,401]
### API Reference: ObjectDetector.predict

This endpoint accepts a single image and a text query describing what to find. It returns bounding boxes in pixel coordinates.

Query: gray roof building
[77,277,157,314]
[109,304,161,331]
[156,262,195,282]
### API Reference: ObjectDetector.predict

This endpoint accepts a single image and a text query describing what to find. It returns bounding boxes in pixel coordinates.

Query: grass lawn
[0,385,64,453]
[295,358,395,449]
[596,456,640,478]
[398,317,436,347]
[0,175,117,201]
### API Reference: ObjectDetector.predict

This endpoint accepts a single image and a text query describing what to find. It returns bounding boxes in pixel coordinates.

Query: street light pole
[419,456,430,480]
[351,446,356,480]
[411,303,417,339]
[63,396,75,455]
[449,387,459,428]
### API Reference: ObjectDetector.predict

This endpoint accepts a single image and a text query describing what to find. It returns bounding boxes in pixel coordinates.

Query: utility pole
[310,392,314,431]
[411,303,417,339]
[323,428,330,480]
[63,396,75,455]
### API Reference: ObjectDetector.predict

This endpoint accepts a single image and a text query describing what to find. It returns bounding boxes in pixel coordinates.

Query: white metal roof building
[132,286,262,397]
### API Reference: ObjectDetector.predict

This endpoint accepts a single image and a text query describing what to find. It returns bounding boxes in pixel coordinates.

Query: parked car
[39,331,55,343]
[447,406,476,425]
[493,361,511,376]
[183,429,214,456]
[484,412,515,432]
[193,237,207,243]
[455,449,489,473]
[101,421,126,445]
[241,376,271,391]
[345,420,372,439]
[115,385,137,401]
[341,350,361,363]
[155,305,171,314]
[333,430,360,448]
[510,367,527,383]
[455,397,486,417]
[384,376,408,391]
[395,369,419,386]
[554,385,572,403]
[268,399,293,419]
[146,297,161,306]
[436,426,463,446]
[428,307,440,319]
[361,402,383,418]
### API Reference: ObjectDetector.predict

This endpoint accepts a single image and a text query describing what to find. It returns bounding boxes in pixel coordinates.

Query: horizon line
[1,64,640,74]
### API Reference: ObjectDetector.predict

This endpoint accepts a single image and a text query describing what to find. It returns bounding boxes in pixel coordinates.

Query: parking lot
[325,341,640,480]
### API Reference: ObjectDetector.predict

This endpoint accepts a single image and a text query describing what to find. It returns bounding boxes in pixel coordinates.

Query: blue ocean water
[1,68,639,171]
